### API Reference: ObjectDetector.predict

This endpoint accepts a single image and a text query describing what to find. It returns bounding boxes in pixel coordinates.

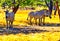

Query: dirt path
[30,25,60,31]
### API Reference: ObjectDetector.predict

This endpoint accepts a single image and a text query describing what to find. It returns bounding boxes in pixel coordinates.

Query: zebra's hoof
[43,23,45,25]
[39,24,41,26]
[6,27,9,29]
[30,23,32,25]
[35,23,37,25]
[49,16,52,19]
[9,26,13,28]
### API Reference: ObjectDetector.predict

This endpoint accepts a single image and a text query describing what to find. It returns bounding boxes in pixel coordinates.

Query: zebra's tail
[27,16,29,20]
[59,15,60,20]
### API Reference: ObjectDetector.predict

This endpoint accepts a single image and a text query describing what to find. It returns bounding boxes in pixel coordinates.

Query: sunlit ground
[0,7,60,41]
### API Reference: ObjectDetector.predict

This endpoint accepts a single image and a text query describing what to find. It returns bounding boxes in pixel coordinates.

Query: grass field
[0,7,60,41]
[0,32,60,41]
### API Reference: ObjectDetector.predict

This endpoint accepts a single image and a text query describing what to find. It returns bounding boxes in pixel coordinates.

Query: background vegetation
[0,0,60,8]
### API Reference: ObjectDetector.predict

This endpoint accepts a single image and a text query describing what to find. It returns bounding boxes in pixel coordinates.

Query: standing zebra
[4,4,19,29]
[27,9,51,25]
[4,9,14,29]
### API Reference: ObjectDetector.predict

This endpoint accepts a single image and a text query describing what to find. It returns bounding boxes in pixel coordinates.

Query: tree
[45,0,53,18]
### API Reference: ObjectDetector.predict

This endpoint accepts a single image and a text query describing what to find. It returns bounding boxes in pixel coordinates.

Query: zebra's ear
[44,10,47,15]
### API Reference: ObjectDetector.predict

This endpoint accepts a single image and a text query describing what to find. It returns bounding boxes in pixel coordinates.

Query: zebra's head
[45,10,51,18]
[4,10,9,14]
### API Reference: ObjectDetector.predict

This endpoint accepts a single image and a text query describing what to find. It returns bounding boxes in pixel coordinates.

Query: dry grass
[0,32,59,41]
[0,7,59,41]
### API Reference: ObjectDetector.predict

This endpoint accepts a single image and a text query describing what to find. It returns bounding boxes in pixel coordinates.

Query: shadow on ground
[0,23,60,35]
[43,23,60,26]
[0,27,48,35]
[28,22,60,27]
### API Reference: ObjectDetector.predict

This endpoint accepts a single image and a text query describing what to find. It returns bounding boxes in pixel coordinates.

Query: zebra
[4,10,15,29]
[27,9,51,25]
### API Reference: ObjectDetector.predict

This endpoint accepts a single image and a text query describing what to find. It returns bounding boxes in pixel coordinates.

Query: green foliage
[0,0,60,7]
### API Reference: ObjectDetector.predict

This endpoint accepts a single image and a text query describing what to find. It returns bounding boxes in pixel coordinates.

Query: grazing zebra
[4,10,15,29]
[27,9,51,25]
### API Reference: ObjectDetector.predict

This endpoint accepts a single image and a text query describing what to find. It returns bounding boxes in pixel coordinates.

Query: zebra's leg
[27,16,29,20]
[9,20,11,28]
[39,18,41,26]
[30,17,32,25]
[10,20,14,28]
[6,20,9,29]
[34,18,37,25]
[43,16,45,25]
[41,18,42,25]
